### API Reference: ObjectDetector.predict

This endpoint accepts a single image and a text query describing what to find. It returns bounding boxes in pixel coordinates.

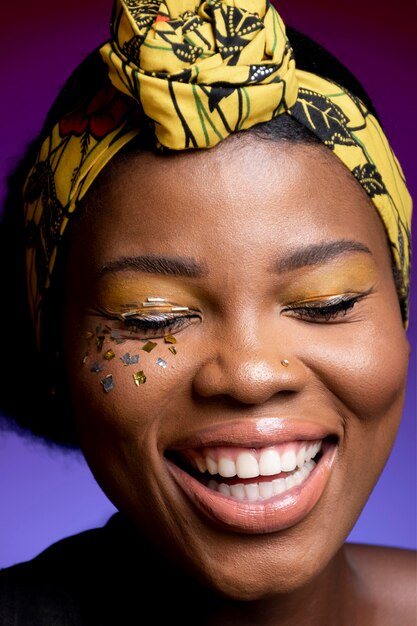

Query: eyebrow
[98,240,371,280]
[99,254,208,278]
[276,240,372,273]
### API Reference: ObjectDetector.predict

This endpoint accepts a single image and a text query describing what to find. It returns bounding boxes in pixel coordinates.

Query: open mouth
[167,438,330,504]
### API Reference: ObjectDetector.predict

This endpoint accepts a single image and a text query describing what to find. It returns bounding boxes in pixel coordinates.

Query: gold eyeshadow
[94,275,205,313]
[279,257,378,304]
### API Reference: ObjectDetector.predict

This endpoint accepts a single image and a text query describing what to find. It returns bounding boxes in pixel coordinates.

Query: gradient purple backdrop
[0,0,415,569]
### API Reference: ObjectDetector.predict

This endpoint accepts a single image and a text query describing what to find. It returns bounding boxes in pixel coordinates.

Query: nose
[192,322,308,405]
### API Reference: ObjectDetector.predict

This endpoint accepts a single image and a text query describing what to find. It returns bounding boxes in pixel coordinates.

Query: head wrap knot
[101,0,298,148]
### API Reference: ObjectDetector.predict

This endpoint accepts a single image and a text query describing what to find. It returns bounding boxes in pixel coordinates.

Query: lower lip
[167,442,337,534]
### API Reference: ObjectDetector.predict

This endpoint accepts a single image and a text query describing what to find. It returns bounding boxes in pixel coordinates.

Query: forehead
[75,137,389,271]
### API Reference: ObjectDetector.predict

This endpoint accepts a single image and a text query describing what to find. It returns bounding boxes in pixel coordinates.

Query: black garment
[0,513,208,625]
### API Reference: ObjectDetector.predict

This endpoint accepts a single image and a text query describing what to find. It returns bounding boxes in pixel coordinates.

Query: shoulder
[344,542,417,624]
[0,513,131,625]
[0,513,197,624]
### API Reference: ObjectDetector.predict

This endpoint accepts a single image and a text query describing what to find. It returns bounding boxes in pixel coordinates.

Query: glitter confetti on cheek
[84,331,94,340]
[96,336,105,352]
[90,362,104,373]
[168,346,177,355]
[142,341,157,353]
[101,374,114,393]
[111,329,126,345]
[104,349,116,361]
[164,335,177,344]
[156,357,168,369]
[133,370,147,386]
[121,353,139,366]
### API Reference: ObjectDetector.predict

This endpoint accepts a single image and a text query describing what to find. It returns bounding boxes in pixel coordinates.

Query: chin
[193,557,320,602]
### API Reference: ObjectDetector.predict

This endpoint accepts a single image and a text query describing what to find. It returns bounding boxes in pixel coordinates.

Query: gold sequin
[96,336,105,352]
[133,370,147,386]
[164,335,177,344]
[142,341,157,353]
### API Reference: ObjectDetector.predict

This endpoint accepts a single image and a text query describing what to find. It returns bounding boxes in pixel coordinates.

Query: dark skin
[63,136,416,625]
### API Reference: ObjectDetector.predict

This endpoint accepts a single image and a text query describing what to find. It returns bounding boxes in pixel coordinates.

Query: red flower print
[155,14,170,23]
[59,84,133,140]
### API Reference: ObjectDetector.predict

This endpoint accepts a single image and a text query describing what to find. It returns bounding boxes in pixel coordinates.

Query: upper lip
[169,418,340,450]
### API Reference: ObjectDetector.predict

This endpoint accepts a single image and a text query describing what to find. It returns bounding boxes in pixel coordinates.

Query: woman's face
[63,137,409,598]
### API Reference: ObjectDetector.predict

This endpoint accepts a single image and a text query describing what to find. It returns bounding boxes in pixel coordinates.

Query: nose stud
[281,359,289,367]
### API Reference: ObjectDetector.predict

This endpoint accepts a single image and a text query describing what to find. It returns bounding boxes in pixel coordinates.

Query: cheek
[64,334,165,500]
[64,329,204,550]
[66,330,188,434]
[294,316,409,544]
[301,319,409,422]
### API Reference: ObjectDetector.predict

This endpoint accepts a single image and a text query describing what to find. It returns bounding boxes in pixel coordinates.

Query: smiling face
[62,136,409,599]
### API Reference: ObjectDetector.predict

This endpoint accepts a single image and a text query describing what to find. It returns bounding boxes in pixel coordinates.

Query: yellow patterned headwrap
[24,0,412,346]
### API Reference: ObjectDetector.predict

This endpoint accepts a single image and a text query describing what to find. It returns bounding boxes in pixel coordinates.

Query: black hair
[0,27,400,447]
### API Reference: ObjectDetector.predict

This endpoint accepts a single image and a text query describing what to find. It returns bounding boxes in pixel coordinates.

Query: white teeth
[259,481,274,499]
[236,451,259,479]
[230,483,246,500]
[285,475,296,490]
[207,460,317,502]
[218,457,236,478]
[259,448,281,476]
[273,477,286,495]
[206,457,218,475]
[218,483,231,497]
[244,484,260,501]
[192,440,322,480]
[292,469,304,486]
[280,449,297,472]
[304,445,313,463]
[312,441,321,458]
[305,442,321,463]
[296,446,306,468]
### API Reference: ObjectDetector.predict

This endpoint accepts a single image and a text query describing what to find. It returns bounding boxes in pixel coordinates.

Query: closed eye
[282,291,372,323]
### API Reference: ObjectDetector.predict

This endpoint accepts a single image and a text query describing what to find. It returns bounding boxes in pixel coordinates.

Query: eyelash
[283,293,367,322]
[104,292,367,337]
[117,311,201,338]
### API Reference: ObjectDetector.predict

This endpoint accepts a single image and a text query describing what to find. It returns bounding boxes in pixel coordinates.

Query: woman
[0,0,415,623]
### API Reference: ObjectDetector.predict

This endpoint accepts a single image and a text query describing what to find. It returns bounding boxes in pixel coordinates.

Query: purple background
[0,0,415,568]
